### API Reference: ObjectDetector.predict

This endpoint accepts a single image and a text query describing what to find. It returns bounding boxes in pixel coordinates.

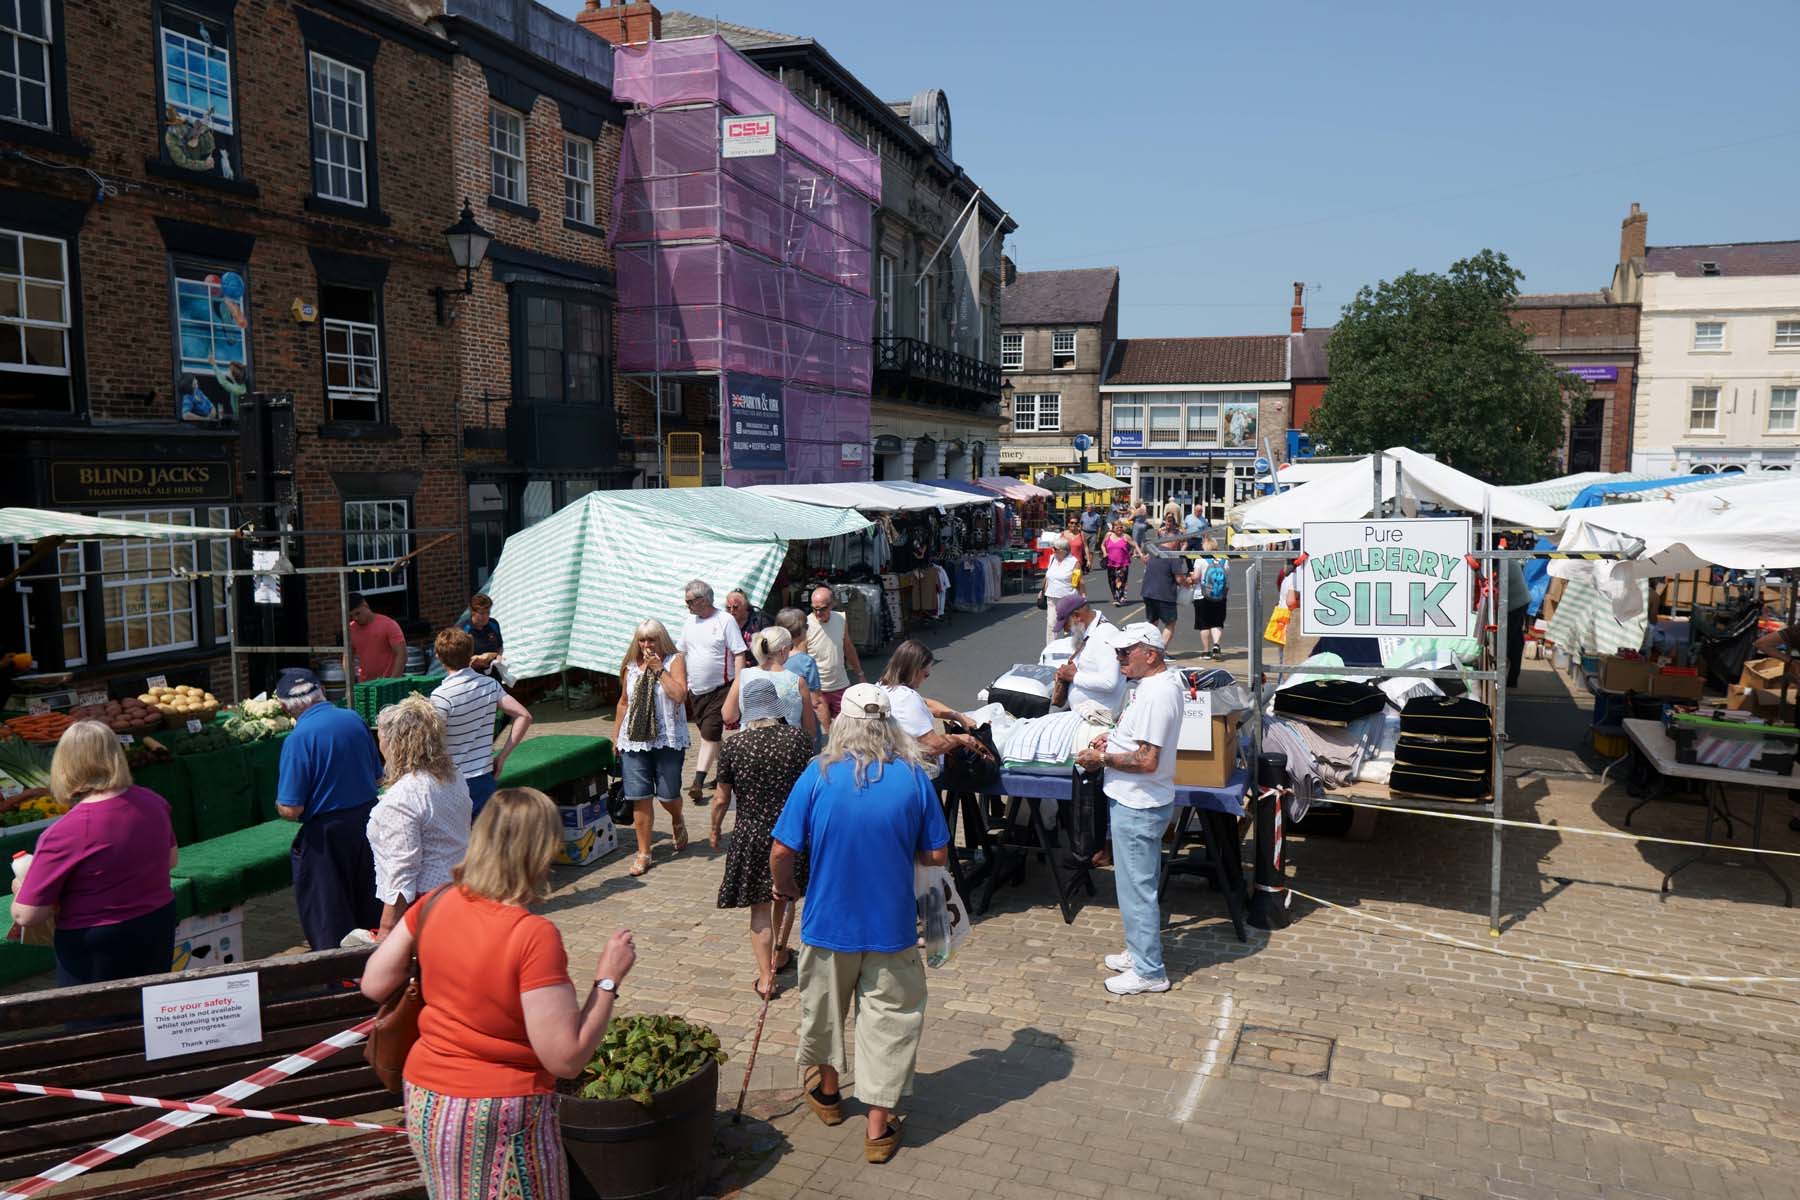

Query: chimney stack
[1290,281,1305,334]
[1619,202,1647,266]
[577,0,661,46]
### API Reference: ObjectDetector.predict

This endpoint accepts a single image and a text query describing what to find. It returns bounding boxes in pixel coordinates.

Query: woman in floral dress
[709,675,812,1000]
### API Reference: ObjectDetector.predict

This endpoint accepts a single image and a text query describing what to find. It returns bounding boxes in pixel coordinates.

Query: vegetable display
[3,714,75,744]
[70,697,163,736]
[125,737,173,768]
[169,726,234,755]
[221,699,294,743]
[139,686,220,729]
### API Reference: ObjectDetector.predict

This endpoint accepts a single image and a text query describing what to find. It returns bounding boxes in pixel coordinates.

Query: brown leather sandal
[802,1066,842,1126]
[865,1118,903,1163]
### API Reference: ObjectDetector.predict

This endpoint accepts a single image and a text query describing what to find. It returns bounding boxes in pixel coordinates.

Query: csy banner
[723,373,786,472]
[1298,518,1473,638]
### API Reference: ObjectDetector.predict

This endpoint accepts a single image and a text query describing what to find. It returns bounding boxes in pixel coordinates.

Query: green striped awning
[482,489,872,679]
[0,508,231,545]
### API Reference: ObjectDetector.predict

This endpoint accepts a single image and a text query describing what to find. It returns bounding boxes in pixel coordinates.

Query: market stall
[744,481,1005,636]
[480,487,872,680]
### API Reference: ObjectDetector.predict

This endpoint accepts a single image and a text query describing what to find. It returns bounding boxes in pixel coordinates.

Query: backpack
[1202,560,1229,601]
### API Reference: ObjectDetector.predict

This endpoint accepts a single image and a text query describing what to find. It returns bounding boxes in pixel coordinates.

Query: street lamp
[432,199,493,325]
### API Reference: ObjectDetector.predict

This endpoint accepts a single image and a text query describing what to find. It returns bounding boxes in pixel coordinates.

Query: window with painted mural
[156,4,238,181]
[171,262,249,423]
[97,508,232,660]
[0,227,72,413]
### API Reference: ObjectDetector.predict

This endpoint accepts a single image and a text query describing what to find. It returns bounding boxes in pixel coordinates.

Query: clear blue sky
[553,0,1800,337]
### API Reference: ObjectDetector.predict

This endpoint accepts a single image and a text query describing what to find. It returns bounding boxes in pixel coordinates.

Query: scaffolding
[609,35,880,487]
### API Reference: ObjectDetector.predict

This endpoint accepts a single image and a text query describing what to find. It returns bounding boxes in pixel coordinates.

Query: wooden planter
[561,1059,719,1200]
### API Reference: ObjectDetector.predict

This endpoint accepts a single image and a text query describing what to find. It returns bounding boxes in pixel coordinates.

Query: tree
[1308,249,1588,485]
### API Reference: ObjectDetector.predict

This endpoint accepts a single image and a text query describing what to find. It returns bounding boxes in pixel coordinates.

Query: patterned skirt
[405,1083,568,1200]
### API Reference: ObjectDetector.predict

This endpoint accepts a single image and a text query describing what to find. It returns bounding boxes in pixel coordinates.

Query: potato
[138,694,156,705]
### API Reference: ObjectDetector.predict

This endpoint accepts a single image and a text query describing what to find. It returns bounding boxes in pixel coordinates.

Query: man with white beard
[1049,594,1127,716]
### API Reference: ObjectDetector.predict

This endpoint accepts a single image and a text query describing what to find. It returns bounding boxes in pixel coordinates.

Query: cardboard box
[1598,655,1651,694]
[1740,657,1790,691]
[1650,667,1705,702]
[1728,686,1796,722]
[556,800,619,866]
[1174,707,1242,789]
[172,905,243,973]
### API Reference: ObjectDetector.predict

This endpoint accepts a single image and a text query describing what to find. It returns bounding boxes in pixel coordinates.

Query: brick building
[440,0,628,586]
[1100,336,1292,520]
[0,0,468,693]
[997,267,1119,480]
[1509,292,1639,475]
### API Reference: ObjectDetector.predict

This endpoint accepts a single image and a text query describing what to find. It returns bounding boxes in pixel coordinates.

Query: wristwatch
[596,978,620,996]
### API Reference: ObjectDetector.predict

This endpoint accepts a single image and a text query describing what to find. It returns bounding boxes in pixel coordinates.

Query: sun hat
[739,675,786,724]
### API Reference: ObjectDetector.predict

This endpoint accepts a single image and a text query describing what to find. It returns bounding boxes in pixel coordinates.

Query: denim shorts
[620,746,684,801]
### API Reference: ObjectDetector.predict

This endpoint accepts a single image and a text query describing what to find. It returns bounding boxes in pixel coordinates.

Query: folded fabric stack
[1390,695,1494,801]
[1272,679,1386,727]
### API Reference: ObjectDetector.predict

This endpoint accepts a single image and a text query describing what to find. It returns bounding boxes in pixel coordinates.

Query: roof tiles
[1104,336,1288,386]
[1001,268,1118,327]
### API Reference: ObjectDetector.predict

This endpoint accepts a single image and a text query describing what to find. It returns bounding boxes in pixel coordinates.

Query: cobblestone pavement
[86,588,1800,1197]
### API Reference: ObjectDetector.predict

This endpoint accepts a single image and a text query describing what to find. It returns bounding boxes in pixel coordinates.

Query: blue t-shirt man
[772,755,948,953]
[277,702,382,821]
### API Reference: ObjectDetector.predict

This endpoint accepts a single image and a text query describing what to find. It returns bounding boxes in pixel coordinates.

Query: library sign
[1298,519,1473,638]
[49,460,232,505]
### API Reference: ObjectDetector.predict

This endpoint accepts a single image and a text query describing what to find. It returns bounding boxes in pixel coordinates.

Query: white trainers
[1103,952,1133,973]
[1104,969,1170,995]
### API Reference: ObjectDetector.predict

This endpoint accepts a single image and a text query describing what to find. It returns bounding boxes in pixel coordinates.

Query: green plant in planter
[580,1014,726,1106]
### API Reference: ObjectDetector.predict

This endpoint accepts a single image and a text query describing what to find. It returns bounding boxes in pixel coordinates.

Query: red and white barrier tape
[0,1081,403,1134]
[0,1018,375,1200]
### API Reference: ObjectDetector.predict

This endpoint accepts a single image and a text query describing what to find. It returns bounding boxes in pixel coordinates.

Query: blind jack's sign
[50,461,232,504]
[1298,519,1473,638]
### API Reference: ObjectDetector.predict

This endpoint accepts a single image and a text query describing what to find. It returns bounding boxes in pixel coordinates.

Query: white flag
[951,203,981,351]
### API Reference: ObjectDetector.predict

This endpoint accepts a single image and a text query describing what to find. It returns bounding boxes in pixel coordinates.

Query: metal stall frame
[1148,452,1642,935]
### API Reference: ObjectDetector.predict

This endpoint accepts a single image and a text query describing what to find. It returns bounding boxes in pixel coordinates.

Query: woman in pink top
[1102,521,1136,607]
[10,720,178,986]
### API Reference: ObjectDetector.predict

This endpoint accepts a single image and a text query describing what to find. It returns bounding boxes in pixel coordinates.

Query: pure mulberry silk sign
[1298,519,1473,638]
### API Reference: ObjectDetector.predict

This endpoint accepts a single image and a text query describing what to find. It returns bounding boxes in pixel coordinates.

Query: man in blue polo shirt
[275,668,383,950]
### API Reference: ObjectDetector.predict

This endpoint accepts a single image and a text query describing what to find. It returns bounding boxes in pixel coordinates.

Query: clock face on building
[934,93,951,156]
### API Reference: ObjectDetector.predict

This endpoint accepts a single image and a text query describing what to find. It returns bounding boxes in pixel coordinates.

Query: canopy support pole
[0,536,64,592]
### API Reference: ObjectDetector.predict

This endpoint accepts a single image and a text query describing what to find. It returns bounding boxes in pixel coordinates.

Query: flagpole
[918,188,983,280]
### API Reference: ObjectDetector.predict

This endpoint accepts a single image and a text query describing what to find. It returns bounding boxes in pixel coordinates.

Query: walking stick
[733,898,785,1125]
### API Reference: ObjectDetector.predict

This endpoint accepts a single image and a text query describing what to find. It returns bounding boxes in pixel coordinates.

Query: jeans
[53,899,178,987]
[1109,799,1174,980]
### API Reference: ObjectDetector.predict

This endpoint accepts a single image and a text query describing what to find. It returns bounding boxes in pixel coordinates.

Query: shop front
[1,429,239,683]
[1118,453,1261,522]
[1103,384,1287,521]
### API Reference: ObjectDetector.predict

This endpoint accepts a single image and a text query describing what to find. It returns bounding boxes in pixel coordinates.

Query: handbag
[1035,590,1048,611]
[363,885,450,1092]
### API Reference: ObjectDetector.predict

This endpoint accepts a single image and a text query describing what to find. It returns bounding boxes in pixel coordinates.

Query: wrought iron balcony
[874,337,1001,410]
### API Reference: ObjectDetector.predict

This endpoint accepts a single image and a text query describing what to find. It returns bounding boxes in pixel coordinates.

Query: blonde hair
[751,625,791,666]
[49,719,133,804]
[617,618,676,678]
[376,694,456,786]
[816,710,929,790]
[455,787,560,906]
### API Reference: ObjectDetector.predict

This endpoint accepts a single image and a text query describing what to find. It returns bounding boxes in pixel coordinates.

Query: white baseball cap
[837,682,892,721]
[1112,622,1167,652]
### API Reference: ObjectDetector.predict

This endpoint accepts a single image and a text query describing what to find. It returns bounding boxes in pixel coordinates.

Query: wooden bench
[0,947,420,1198]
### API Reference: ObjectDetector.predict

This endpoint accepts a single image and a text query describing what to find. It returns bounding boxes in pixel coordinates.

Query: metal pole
[338,572,353,711]
[1393,461,1405,518]
[1248,751,1290,929]
[226,557,241,709]
[1371,451,1382,520]
[1487,496,1504,936]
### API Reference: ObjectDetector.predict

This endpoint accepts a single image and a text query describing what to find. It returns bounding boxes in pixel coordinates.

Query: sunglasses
[1114,645,1146,662]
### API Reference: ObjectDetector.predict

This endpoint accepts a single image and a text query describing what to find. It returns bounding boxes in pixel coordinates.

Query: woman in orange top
[361,788,637,1200]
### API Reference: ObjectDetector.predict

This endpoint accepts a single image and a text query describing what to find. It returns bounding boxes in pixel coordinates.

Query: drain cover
[1229,1026,1334,1078]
